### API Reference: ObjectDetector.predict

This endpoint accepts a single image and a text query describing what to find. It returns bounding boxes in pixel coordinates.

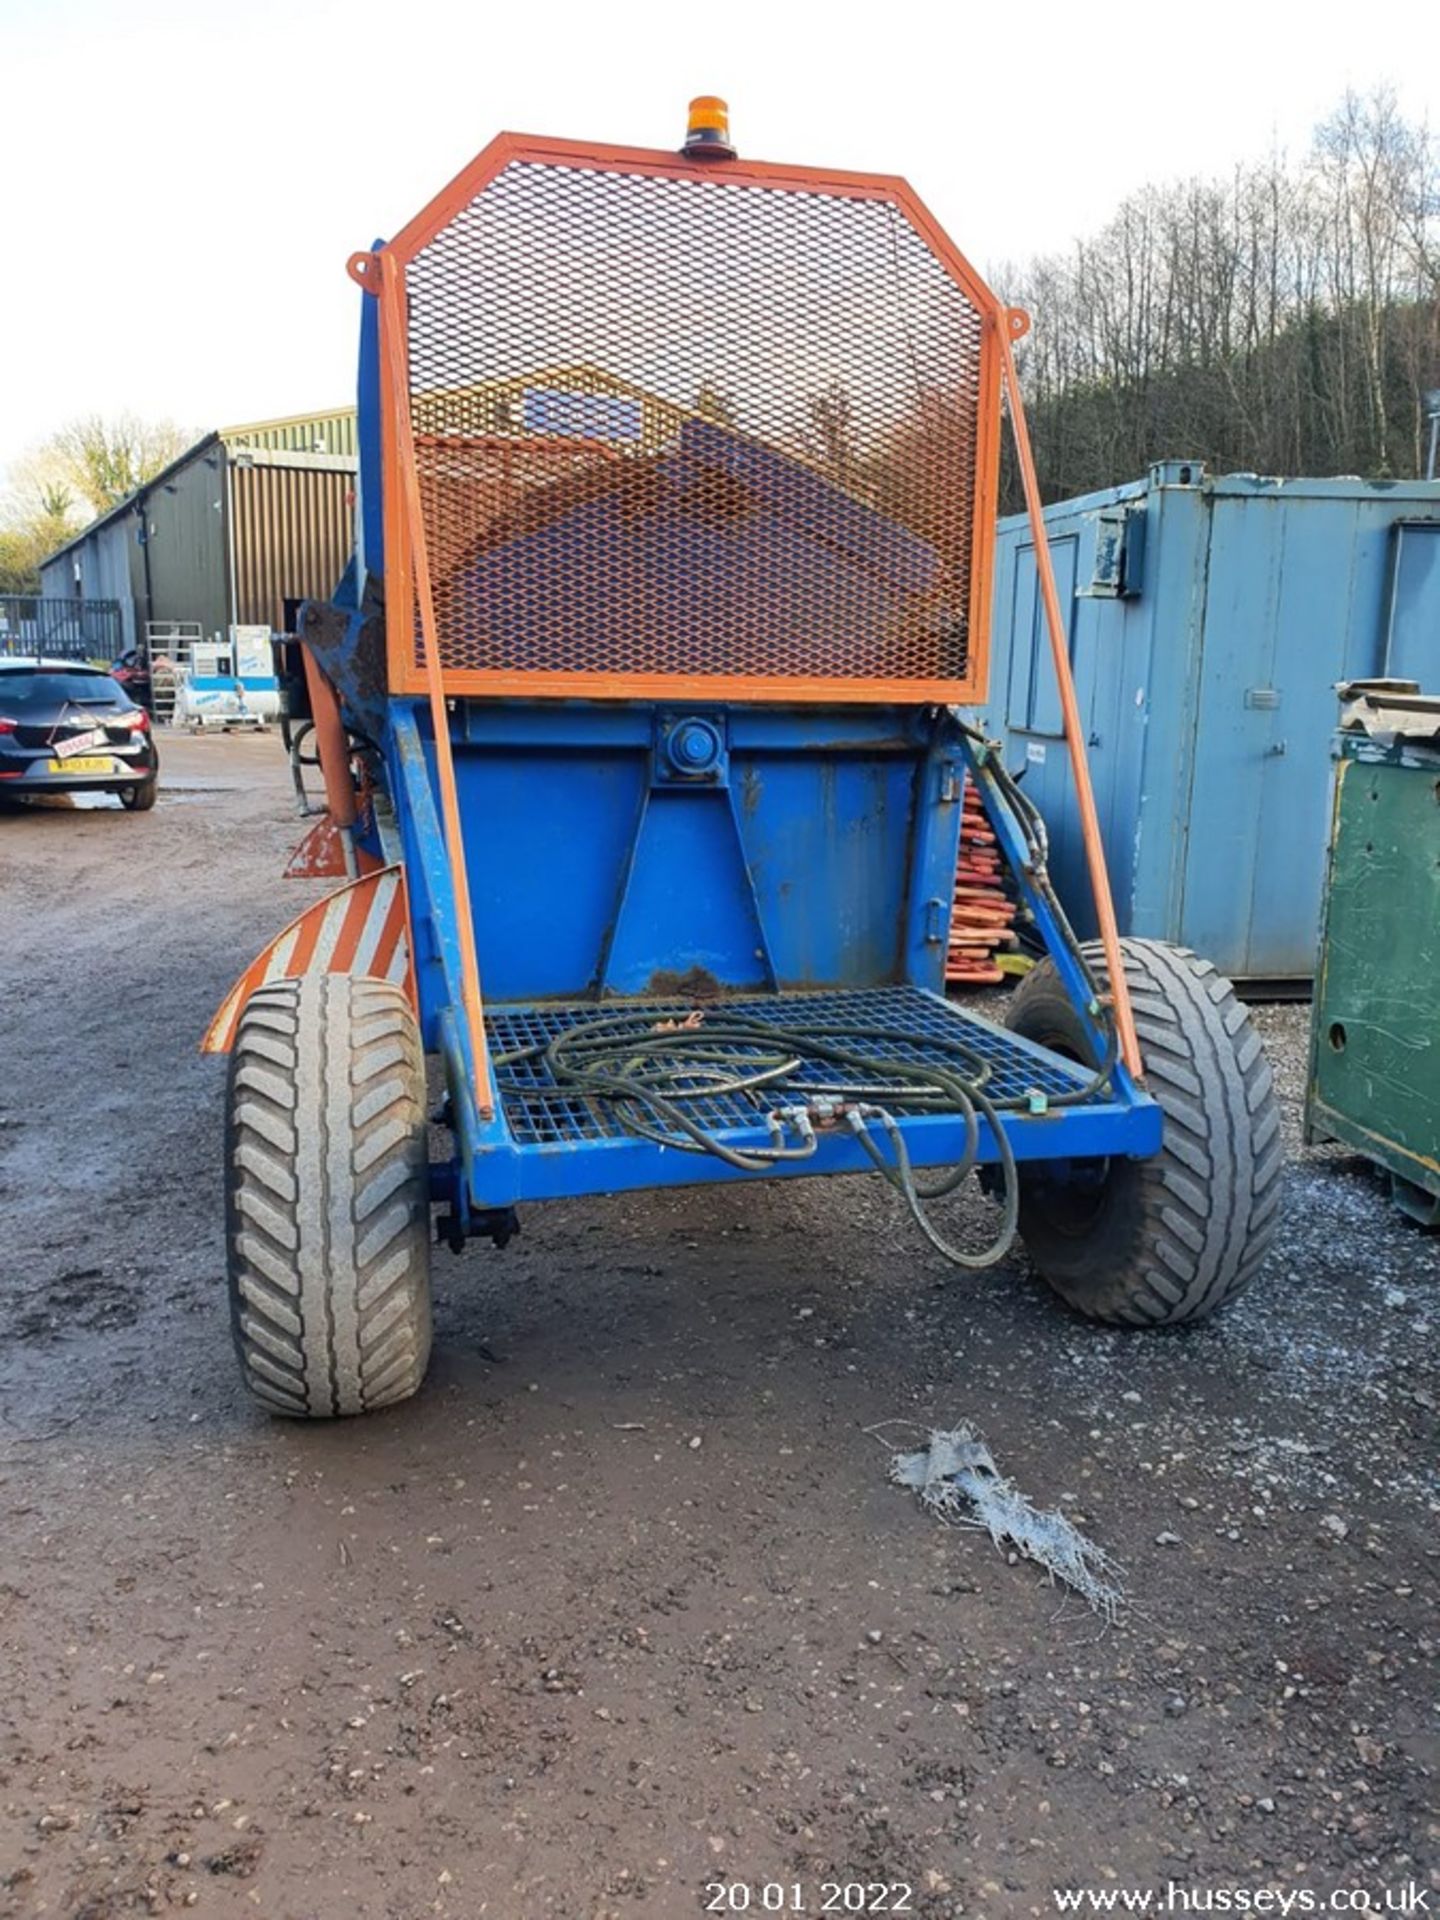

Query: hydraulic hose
[490,724,1120,1275]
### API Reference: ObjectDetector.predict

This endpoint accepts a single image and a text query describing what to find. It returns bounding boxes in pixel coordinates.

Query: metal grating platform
[487,985,1091,1150]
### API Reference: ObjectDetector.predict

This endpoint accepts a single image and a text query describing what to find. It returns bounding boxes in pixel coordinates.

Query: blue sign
[522,388,642,441]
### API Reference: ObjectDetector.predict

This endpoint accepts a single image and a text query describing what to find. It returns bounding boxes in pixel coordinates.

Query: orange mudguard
[202,865,413,1054]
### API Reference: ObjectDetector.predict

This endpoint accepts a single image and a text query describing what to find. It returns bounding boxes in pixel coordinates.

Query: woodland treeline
[5,91,1434,591]
[998,89,1440,505]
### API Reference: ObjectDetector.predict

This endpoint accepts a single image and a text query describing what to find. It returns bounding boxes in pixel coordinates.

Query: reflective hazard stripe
[201,865,414,1053]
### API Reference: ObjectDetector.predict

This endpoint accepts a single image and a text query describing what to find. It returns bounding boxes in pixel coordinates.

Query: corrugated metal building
[985,461,1440,984]
[39,409,358,654]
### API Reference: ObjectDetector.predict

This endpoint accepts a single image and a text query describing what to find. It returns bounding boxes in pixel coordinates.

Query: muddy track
[0,734,1435,1919]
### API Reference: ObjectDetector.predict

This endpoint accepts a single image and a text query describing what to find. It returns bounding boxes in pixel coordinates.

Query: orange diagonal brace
[379,251,494,1115]
[997,308,1143,1082]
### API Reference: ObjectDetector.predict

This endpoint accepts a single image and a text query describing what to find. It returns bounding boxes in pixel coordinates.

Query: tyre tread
[1006,939,1282,1327]
[224,976,432,1418]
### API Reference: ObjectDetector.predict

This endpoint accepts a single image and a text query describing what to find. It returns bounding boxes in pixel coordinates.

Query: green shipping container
[1306,682,1440,1225]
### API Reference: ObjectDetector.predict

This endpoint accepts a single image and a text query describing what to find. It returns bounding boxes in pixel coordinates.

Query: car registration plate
[53,728,106,759]
[49,755,114,775]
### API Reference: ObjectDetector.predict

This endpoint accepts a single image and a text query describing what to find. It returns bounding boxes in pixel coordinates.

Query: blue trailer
[206,105,1281,1418]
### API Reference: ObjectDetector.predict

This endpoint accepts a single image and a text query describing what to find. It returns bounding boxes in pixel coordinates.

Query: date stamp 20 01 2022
[704,1885,916,1914]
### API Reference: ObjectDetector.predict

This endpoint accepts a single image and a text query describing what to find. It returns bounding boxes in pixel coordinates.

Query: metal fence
[0,595,124,661]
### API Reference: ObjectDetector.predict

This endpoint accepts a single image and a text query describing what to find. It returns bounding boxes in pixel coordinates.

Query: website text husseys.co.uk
[1051,1882,1432,1916]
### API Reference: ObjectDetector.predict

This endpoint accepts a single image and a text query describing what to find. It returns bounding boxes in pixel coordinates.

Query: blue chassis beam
[384,704,1161,1223]
[481,1110,1160,1206]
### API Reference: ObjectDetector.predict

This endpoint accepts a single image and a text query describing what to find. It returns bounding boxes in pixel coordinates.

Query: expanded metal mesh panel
[401,157,990,694]
[489,986,1087,1148]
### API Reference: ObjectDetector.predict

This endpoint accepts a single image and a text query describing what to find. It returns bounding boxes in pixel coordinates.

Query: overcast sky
[2,0,1437,483]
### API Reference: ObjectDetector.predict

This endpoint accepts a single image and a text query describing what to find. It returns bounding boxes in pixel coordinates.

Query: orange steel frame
[350,131,1142,1088]
[378,252,493,1108]
[998,313,1141,1076]
[352,133,1005,710]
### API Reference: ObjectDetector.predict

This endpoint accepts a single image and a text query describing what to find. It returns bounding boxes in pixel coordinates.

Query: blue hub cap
[666,717,723,777]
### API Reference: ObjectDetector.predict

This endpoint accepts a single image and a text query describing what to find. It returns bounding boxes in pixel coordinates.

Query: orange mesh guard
[371,134,1006,705]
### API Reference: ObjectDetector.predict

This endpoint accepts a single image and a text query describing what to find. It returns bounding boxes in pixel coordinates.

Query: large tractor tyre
[1005,939,1282,1327]
[225,974,433,1417]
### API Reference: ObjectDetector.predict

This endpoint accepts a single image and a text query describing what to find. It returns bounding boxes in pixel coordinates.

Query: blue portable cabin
[986,462,1440,984]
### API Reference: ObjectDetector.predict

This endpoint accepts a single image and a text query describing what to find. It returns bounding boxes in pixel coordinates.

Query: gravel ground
[0,733,1435,1919]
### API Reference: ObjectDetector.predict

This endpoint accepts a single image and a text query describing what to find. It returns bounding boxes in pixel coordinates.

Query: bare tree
[694,380,739,427]
[0,486,81,593]
[801,380,861,488]
[999,87,1439,504]
[44,413,195,515]
[0,413,193,591]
